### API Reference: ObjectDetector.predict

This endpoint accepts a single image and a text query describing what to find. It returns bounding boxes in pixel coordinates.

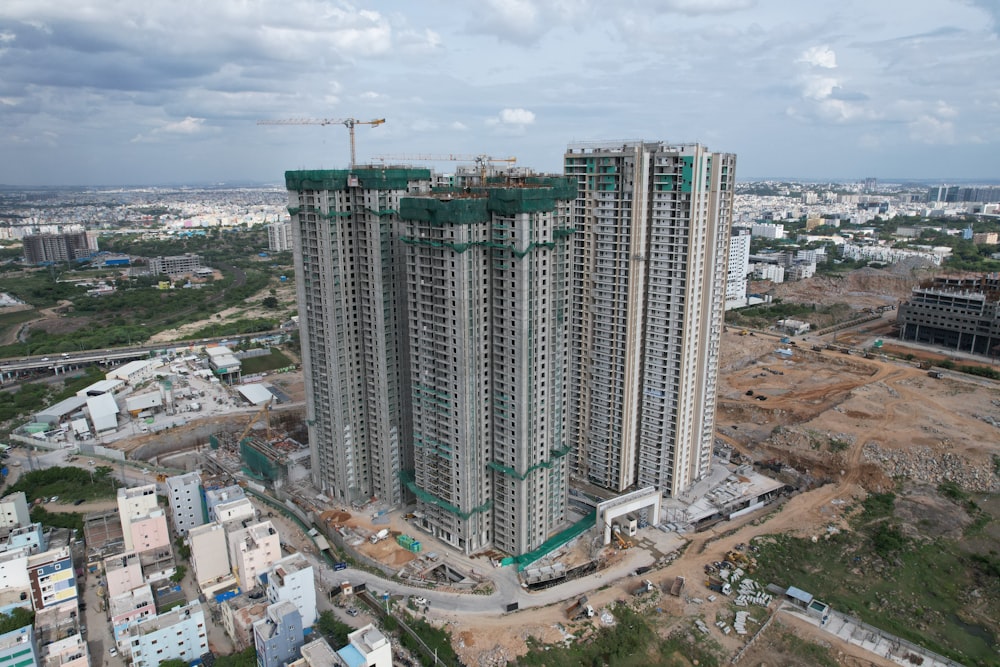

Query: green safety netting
[399,470,491,520]
[285,168,431,192]
[502,510,597,571]
[487,445,570,481]
[240,438,284,481]
[400,197,489,225]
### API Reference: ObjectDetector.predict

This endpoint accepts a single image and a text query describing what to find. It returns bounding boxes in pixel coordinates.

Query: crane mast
[257,117,386,169]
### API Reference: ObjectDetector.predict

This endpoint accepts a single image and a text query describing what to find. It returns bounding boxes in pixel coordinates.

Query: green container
[410,541,422,553]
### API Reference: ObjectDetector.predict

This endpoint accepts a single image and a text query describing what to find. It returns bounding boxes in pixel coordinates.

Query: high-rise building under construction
[287,168,576,556]
[564,142,736,497]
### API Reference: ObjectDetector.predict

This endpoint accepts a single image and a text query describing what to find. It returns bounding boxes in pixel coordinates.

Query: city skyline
[2,1,999,186]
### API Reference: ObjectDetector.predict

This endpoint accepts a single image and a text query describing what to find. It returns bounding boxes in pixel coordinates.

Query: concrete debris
[862,442,999,493]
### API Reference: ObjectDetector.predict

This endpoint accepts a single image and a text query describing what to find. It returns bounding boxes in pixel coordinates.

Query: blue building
[253,602,303,667]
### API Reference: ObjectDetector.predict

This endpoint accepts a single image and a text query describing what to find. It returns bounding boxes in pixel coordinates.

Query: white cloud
[359,91,383,101]
[802,76,840,101]
[798,45,837,69]
[497,108,536,125]
[161,117,205,134]
[909,115,956,144]
[656,0,756,15]
[450,121,469,131]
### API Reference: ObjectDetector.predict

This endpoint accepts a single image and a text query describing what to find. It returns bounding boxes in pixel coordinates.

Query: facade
[338,625,392,667]
[253,602,303,667]
[27,547,77,611]
[22,232,94,265]
[564,142,735,496]
[0,549,33,613]
[4,524,45,556]
[897,275,1000,355]
[268,221,293,252]
[0,623,39,667]
[227,521,281,589]
[287,168,432,508]
[38,634,88,667]
[0,493,30,537]
[221,597,268,650]
[109,584,155,647]
[188,523,235,595]
[750,222,783,239]
[117,485,159,552]
[399,176,576,555]
[127,601,208,667]
[726,228,751,305]
[103,552,144,598]
[165,472,205,537]
[147,254,202,276]
[127,510,170,554]
[204,485,251,522]
[264,554,316,628]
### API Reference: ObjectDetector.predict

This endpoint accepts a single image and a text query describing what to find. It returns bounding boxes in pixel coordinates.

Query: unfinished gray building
[897,274,1000,355]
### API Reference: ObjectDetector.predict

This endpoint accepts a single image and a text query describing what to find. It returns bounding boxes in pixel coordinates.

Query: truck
[632,579,655,596]
[370,528,390,544]
[565,595,594,620]
[705,576,731,595]
[669,575,686,597]
[927,370,943,379]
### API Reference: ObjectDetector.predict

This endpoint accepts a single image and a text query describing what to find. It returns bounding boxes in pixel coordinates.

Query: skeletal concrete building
[564,142,736,497]
[399,176,576,555]
[286,168,432,508]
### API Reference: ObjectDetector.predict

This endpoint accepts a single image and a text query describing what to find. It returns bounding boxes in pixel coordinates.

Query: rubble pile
[862,443,998,493]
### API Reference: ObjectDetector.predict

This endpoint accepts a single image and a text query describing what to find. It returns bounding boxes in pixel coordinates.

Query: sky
[1,0,999,186]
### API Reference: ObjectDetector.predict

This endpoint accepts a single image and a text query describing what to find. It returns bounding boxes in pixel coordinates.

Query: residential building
[147,254,202,276]
[564,142,735,496]
[204,487,255,526]
[253,602,303,667]
[750,262,784,283]
[227,521,281,590]
[399,175,576,555]
[0,493,30,537]
[751,222,784,239]
[27,547,77,611]
[221,597,268,650]
[0,622,39,667]
[22,232,94,266]
[187,523,235,596]
[264,554,316,628]
[127,510,170,554]
[127,601,208,667]
[268,221,293,252]
[4,524,46,556]
[109,584,155,647]
[165,472,205,537]
[0,549,32,613]
[38,634,88,667]
[337,625,392,667]
[116,485,159,552]
[103,552,144,598]
[726,227,751,306]
[286,167,433,509]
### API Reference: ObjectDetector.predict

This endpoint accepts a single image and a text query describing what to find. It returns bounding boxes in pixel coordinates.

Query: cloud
[909,115,956,144]
[450,121,469,131]
[653,0,757,15]
[496,108,536,125]
[798,45,837,69]
[161,117,206,134]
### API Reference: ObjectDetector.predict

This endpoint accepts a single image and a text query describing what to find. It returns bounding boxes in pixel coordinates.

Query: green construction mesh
[399,197,489,225]
[399,470,491,520]
[285,168,431,192]
[501,510,597,571]
[240,439,284,481]
[487,445,570,481]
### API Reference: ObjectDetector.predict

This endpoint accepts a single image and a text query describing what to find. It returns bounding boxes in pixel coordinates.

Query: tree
[316,610,351,648]
[262,296,279,309]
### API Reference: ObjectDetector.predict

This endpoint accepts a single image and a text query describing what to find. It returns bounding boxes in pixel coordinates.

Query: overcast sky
[1,0,998,186]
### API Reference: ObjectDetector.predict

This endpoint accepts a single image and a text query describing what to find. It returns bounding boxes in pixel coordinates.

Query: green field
[3,465,120,504]
[752,488,1000,666]
[240,349,293,374]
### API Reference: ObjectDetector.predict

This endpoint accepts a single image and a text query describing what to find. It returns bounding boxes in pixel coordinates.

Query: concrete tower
[399,176,576,555]
[286,168,432,507]
[564,142,736,497]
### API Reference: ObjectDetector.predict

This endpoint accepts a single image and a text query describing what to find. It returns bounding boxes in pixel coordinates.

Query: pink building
[129,510,170,553]
[110,584,156,648]
[104,552,144,598]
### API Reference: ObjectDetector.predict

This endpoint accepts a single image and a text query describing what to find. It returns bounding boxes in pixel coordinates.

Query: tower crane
[257,118,386,169]
[373,154,516,184]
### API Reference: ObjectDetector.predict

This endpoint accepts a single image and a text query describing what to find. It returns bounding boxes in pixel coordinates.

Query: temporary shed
[36,395,88,425]
[237,384,273,406]
[76,379,125,397]
[125,392,163,415]
[87,393,120,433]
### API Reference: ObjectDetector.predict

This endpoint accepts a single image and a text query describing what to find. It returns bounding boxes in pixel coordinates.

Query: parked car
[49,496,59,503]
[74,499,86,506]
[346,607,359,617]
[108,647,117,657]
[333,562,348,571]
[412,596,428,606]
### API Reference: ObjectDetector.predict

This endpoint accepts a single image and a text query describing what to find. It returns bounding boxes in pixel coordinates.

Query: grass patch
[0,308,41,341]
[4,465,120,503]
[515,605,723,667]
[240,348,293,374]
[29,506,84,532]
[398,615,460,667]
[751,489,1000,667]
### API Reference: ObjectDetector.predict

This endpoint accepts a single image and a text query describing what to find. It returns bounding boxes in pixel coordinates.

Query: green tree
[315,610,351,648]
[261,296,279,309]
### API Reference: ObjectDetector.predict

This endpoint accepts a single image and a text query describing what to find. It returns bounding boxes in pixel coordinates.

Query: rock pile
[862,443,998,493]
